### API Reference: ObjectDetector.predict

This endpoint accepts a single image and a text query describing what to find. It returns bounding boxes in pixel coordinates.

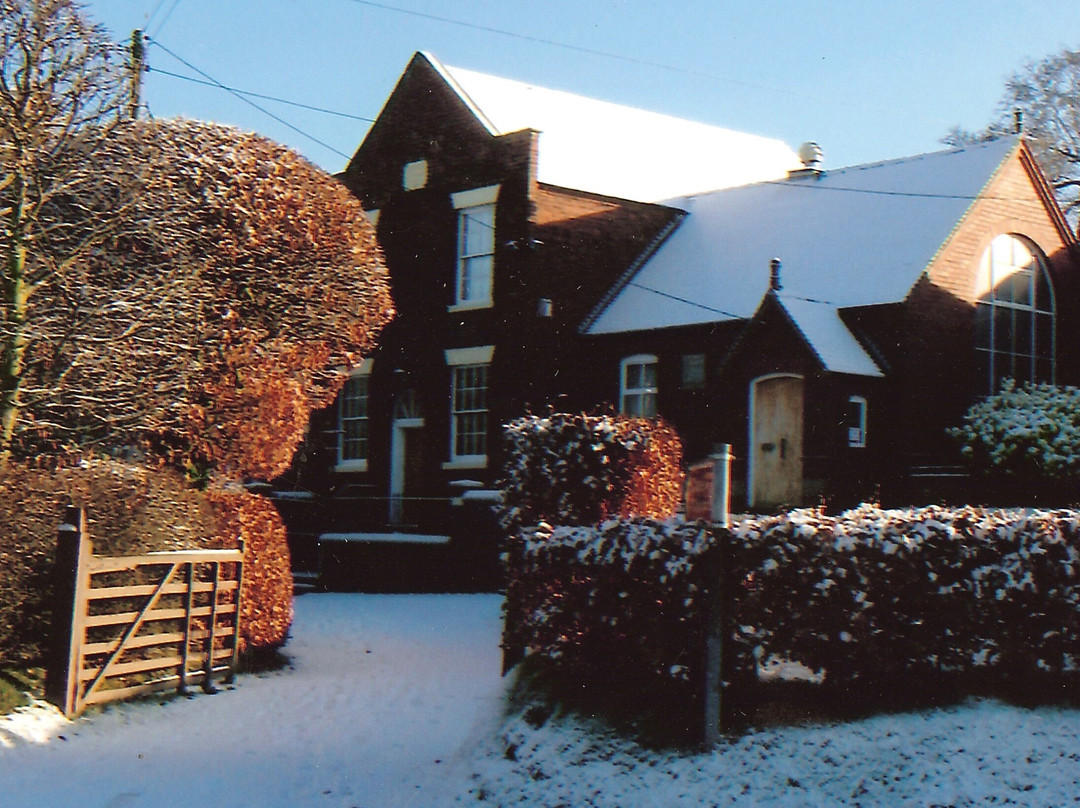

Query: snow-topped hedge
[950,380,1080,476]
[503,517,713,693]
[497,414,684,531]
[504,505,1080,702]
[733,505,1080,682]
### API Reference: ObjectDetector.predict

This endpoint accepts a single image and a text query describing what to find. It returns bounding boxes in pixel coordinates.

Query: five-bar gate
[45,507,245,717]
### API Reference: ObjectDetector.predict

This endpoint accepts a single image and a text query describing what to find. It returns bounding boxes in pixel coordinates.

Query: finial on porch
[769,258,782,292]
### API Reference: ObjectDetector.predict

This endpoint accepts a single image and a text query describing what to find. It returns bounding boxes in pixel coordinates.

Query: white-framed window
[451,185,499,310]
[444,345,494,468]
[620,354,658,417]
[975,234,1055,393]
[846,395,867,448]
[336,359,373,471]
[681,353,706,390]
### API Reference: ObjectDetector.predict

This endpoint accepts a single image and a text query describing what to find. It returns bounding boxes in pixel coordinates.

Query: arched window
[620,354,658,417]
[974,234,1054,393]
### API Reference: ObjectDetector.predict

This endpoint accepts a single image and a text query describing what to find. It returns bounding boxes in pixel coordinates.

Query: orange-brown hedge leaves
[14,118,394,481]
[498,413,685,531]
[207,488,293,652]
[615,418,686,520]
[0,459,216,665]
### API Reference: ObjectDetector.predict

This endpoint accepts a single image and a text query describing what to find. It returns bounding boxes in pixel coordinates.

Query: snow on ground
[458,695,1080,807]
[2,592,1079,807]
[0,593,506,808]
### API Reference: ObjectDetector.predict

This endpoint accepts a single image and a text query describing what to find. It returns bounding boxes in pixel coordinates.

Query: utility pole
[128,30,145,120]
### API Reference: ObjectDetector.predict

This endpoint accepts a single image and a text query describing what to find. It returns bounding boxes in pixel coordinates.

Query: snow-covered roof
[424,53,802,203]
[586,137,1020,341]
[777,296,883,377]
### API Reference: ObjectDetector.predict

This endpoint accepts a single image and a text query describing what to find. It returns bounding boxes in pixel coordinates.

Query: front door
[750,375,804,510]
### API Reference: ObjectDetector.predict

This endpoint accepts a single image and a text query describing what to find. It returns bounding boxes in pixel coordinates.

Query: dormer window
[450,185,499,310]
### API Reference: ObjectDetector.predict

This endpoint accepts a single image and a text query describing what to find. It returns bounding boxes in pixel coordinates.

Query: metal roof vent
[789,142,824,179]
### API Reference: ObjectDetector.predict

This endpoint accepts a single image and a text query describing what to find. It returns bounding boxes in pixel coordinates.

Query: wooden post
[702,445,733,746]
[45,506,91,717]
[225,539,245,684]
[179,562,195,694]
[202,561,221,693]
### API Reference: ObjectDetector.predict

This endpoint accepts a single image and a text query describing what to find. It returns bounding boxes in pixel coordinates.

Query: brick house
[277,53,1078,584]
[580,136,1079,509]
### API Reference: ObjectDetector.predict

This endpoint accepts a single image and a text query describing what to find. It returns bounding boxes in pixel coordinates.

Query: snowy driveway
[0,593,506,808]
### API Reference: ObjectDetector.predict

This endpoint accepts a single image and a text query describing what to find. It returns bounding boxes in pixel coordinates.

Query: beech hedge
[497,413,684,532]
[0,460,292,665]
[504,505,1080,697]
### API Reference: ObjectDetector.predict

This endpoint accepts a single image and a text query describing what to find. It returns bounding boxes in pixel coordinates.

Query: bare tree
[945,46,1080,227]
[1,0,133,465]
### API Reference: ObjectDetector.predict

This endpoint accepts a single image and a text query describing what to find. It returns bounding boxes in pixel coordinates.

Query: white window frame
[620,354,658,417]
[443,345,494,469]
[975,233,1055,393]
[450,185,499,312]
[846,395,867,448]
[335,359,373,472]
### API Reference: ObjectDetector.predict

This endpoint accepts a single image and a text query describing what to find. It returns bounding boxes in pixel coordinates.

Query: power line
[148,66,376,123]
[625,281,741,319]
[145,37,353,160]
[343,0,912,120]
[148,0,183,39]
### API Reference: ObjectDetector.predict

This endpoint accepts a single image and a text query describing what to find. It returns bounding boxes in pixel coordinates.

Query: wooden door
[750,375,804,509]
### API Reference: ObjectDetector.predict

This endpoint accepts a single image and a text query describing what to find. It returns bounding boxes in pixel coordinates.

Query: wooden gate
[45,507,245,718]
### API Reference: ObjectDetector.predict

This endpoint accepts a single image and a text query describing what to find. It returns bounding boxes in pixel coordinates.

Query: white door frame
[748,373,804,510]
[389,416,424,522]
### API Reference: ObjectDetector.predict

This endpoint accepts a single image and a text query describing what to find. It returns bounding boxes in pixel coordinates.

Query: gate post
[702,445,733,746]
[45,506,92,717]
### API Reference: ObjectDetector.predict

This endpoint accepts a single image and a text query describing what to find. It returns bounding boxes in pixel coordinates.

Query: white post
[710,444,732,528]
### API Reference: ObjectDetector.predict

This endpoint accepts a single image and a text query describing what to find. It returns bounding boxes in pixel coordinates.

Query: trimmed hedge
[503,518,713,693]
[0,460,293,665]
[0,460,216,665]
[497,413,684,531]
[208,489,294,651]
[504,505,1080,704]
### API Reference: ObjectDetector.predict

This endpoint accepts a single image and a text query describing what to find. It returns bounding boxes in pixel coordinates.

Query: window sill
[441,457,488,470]
[448,300,493,314]
[333,460,369,473]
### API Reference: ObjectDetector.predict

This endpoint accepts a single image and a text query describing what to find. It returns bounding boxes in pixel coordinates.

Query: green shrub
[950,380,1080,477]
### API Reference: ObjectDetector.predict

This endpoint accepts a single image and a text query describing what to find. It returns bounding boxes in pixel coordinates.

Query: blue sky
[82,0,1077,175]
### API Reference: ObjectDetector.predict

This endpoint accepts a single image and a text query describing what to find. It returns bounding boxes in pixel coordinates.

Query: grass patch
[0,667,45,715]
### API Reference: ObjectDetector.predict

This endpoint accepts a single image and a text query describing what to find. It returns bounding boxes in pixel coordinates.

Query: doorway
[389,390,424,525]
[749,375,804,510]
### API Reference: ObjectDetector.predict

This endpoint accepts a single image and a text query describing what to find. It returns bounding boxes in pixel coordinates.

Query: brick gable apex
[925,139,1077,304]
[340,53,529,211]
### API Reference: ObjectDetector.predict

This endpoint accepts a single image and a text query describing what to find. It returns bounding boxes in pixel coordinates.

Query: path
[0,593,506,808]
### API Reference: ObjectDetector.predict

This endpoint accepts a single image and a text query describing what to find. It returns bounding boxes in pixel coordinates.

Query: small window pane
[681,354,706,389]
[620,356,658,418]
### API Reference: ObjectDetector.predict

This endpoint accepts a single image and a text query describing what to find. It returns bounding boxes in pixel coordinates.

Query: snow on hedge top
[587,137,1019,334]
[427,53,801,203]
